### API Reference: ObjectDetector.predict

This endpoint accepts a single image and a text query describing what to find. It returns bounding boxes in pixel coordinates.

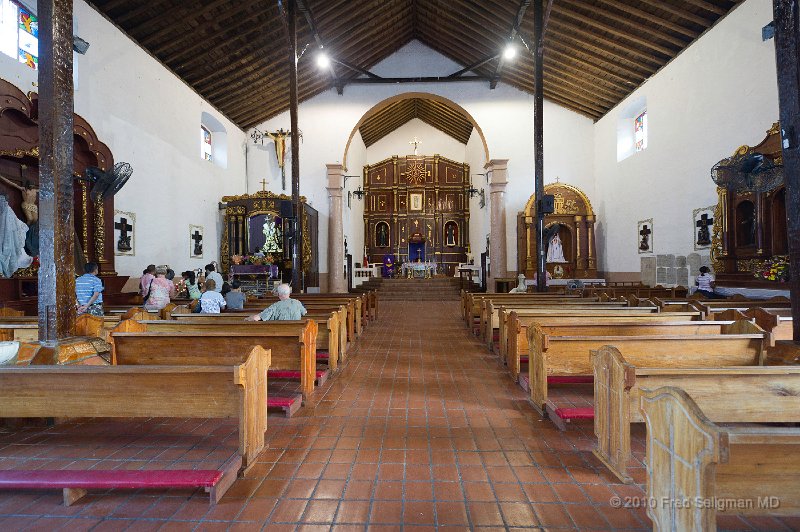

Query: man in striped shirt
[75,262,104,316]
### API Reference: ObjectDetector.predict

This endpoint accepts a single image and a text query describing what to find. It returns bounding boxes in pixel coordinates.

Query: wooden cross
[192,230,203,255]
[696,213,713,230]
[260,179,267,192]
[639,224,651,250]
[115,218,133,251]
[409,136,421,155]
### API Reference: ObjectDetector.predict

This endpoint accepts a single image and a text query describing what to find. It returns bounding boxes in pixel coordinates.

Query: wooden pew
[461,292,582,327]
[137,314,340,372]
[0,346,269,504]
[485,300,630,351]
[527,320,766,416]
[503,308,702,376]
[111,322,317,400]
[247,297,360,337]
[0,314,119,344]
[690,297,792,319]
[592,346,799,483]
[505,313,706,381]
[640,386,800,531]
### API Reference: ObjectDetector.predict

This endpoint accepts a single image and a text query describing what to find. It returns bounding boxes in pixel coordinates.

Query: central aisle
[252,300,651,529]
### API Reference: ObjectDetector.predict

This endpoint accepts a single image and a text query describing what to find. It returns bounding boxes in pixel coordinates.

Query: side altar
[220,189,318,290]
[517,182,599,279]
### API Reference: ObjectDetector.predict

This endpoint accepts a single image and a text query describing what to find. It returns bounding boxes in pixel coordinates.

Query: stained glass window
[201,126,213,162]
[634,110,647,152]
[0,1,37,69]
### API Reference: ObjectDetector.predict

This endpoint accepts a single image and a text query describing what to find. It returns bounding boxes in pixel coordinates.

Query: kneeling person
[247,283,306,321]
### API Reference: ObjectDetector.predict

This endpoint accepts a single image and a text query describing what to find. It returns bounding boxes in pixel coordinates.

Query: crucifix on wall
[696,213,713,247]
[115,217,132,252]
[190,225,204,258]
[639,224,652,252]
[409,136,421,155]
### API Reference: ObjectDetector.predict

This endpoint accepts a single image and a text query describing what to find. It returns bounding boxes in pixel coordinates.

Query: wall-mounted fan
[84,162,133,201]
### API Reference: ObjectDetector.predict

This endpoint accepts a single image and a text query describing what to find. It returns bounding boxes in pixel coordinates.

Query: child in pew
[224,280,246,310]
[181,270,202,300]
[246,283,306,321]
[199,279,226,314]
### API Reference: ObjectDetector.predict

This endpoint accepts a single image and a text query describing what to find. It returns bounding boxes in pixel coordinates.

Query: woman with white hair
[247,283,307,321]
[143,265,176,312]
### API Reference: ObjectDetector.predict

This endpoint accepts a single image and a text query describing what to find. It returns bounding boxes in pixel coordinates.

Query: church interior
[1,0,800,529]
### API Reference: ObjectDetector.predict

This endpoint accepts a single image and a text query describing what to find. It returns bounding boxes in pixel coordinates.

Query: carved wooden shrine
[363,155,470,276]
[220,190,318,289]
[712,123,789,287]
[0,78,124,307]
[517,183,598,279]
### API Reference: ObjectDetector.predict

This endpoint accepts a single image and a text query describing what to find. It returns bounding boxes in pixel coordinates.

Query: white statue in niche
[547,233,566,263]
[261,215,283,253]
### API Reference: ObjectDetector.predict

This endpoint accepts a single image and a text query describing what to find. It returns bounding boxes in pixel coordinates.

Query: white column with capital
[487,159,509,292]
[326,164,346,293]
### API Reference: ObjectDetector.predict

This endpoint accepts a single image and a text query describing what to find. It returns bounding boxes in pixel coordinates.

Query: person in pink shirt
[139,264,156,298]
[143,265,176,311]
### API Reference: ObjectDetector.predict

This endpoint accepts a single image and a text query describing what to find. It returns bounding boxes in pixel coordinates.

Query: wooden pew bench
[527,321,767,419]
[0,347,268,505]
[462,292,582,328]
[591,346,797,483]
[640,386,800,531]
[505,313,708,382]
[238,300,355,343]
[111,322,317,406]
[249,296,363,336]
[137,316,339,374]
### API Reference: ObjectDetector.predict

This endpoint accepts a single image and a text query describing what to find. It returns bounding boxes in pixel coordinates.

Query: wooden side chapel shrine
[517,182,598,280]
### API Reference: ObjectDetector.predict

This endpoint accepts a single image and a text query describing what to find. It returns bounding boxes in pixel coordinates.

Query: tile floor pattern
[2,300,799,530]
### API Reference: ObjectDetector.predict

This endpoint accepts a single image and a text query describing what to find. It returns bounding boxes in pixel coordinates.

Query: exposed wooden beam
[546,46,642,86]
[638,0,713,26]
[136,0,231,47]
[534,0,545,291]
[543,23,659,71]
[296,0,340,93]
[683,0,727,16]
[547,39,648,80]
[157,7,266,61]
[448,53,501,77]
[595,0,700,38]
[547,17,664,65]
[491,0,531,89]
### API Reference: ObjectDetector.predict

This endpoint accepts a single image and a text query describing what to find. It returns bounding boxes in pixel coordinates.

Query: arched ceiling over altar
[86,0,740,128]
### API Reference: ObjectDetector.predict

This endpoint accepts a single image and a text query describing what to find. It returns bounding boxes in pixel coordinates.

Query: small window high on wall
[617,96,647,162]
[200,112,228,168]
[201,126,213,162]
[0,0,38,70]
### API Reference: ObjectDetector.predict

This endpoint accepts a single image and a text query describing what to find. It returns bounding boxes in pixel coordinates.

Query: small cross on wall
[192,230,203,256]
[260,179,267,192]
[115,217,132,252]
[409,136,421,155]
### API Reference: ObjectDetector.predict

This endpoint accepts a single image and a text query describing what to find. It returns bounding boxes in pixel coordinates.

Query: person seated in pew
[199,279,226,314]
[181,270,201,300]
[139,264,155,298]
[695,266,722,299]
[143,265,176,312]
[246,283,306,321]
[225,280,246,310]
[204,263,223,293]
[75,262,104,316]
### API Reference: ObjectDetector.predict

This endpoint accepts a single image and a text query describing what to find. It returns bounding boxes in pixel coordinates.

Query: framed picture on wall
[190,225,204,258]
[409,192,423,211]
[693,205,715,250]
[113,210,135,256]
[638,219,653,254]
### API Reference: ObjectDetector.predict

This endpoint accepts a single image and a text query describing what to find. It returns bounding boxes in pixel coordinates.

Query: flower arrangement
[754,256,790,282]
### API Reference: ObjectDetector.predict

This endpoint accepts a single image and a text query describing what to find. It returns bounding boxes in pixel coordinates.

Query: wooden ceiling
[86,0,742,130]
[359,98,474,147]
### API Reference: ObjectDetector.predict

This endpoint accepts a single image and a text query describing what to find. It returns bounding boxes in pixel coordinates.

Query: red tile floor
[1,300,799,530]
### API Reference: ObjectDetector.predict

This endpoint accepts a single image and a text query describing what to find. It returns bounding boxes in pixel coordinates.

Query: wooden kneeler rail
[0,347,269,505]
[640,387,800,532]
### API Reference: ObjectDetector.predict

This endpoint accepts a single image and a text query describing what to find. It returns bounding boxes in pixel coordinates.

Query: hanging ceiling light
[503,43,516,60]
[316,51,330,69]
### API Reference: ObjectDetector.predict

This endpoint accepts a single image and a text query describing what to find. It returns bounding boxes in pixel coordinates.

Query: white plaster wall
[365,119,466,163]
[248,40,595,276]
[593,0,778,275]
[0,0,247,278]
[344,132,366,271]
[465,129,489,261]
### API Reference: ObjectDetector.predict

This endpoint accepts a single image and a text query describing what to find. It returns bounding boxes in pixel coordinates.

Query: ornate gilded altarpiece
[220,190,318,289]
[363,155,470,276]
[711,122,788,286]
[0,78,123,305]
[517,183,598,279]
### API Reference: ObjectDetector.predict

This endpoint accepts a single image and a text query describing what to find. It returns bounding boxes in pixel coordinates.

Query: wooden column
[533,0,546,292]
[774,0,800,342]
[37,0,75,341]
[288,0,302,292]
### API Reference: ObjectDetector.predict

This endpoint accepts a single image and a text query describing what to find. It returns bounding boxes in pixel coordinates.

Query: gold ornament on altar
[404,157,430,185]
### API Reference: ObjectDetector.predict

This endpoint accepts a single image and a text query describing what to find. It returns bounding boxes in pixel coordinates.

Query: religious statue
[376,223,388,247]
[547,232,566,263]
[446,223,456,246]
[639,225,651,251]
[0,194,32,277]
[261,215,283,253]
[0,174,38,256]
[268,129,291,190]
[696,214,713,247]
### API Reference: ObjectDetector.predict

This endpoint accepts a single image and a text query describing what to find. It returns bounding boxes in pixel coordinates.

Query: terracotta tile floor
[2,300,800,530]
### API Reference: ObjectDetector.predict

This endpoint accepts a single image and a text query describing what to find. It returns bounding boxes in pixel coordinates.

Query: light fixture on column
[351,185,366,200]
[73,35,90,55]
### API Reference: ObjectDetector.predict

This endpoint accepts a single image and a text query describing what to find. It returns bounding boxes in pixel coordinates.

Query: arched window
[201,126,212,162]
